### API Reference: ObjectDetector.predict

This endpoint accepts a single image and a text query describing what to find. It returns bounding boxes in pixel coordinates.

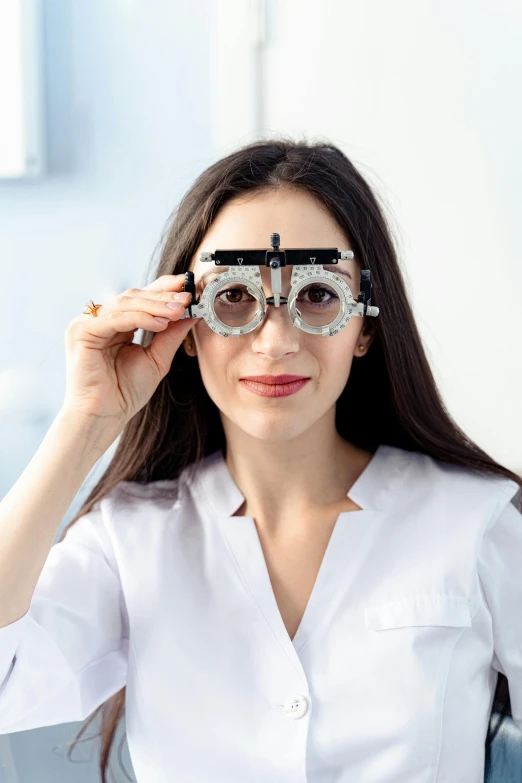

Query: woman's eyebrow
[198,267,230,287]
[323,265,352,280]
[197,263,352,286]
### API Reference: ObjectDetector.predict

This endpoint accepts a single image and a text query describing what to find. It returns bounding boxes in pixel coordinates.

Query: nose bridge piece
[258,265,295,332]
[255,291,298,342]
[261,263,292,308]
[265,295,289,306]
[268,261,283,306]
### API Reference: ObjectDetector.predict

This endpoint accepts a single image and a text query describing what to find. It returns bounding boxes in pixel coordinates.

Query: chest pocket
[357,593,472,774]
[364,593,472,630]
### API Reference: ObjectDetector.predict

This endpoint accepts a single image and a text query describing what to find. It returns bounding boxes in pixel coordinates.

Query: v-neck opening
[218,505,382,657]
[193,442,413,658]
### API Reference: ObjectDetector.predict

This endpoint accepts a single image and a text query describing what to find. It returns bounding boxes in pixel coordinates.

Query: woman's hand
[62,274,200,428]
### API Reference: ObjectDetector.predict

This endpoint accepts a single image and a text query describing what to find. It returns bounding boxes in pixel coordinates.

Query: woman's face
[184,187,372,443]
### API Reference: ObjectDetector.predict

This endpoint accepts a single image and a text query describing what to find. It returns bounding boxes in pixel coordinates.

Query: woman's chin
[230,413,310,443]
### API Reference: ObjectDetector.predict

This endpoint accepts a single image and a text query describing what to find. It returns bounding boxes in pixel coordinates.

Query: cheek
[310,336,357,394]
[192,323,240,380]
[307,327,357,368]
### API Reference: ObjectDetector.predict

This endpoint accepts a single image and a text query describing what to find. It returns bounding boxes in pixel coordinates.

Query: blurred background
[0,0,521,780]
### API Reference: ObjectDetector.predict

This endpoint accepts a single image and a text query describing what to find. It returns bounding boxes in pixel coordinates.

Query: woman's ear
[356,319,376,355]
[183,336,197,357]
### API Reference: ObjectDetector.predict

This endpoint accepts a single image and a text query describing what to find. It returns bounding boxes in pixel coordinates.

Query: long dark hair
[56,136,521,782]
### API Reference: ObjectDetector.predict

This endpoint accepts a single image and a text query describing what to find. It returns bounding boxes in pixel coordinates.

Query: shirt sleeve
[477,480,522,731]
[0,498,128,734]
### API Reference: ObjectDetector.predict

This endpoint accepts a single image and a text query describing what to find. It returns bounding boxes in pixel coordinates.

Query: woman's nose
[250,297,300,356]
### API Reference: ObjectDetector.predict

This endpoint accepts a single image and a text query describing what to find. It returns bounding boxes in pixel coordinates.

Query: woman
[0,139,520,782]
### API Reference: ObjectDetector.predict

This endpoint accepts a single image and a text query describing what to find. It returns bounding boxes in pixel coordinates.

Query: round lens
[295,282,341,327]
[212,281,261,327]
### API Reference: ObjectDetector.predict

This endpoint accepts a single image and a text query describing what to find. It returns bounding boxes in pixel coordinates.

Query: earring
[358,344,365,351]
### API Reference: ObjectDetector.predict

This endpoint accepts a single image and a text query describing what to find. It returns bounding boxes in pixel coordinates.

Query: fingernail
[172,292,191,301]
[166,301,184,310]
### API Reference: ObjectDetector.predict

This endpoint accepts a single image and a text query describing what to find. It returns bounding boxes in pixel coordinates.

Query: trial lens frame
[180,232,379,337]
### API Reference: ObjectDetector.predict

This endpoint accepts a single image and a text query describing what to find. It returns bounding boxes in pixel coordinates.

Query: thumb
[145,317,200,375]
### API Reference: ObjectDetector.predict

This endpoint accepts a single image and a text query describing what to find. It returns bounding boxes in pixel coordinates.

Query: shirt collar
[189,443,411,518]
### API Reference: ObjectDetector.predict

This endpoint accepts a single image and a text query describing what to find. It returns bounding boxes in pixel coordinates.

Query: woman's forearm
[0,407,122,628]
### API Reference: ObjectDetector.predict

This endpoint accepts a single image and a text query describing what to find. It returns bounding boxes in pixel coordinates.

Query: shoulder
[384,444,519,510]
[71,478,186,561]
[93,477,184,529]
[109,477,181,504]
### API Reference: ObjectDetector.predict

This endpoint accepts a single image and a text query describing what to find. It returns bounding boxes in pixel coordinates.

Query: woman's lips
[239,378,310,398]
[241,374,308,384]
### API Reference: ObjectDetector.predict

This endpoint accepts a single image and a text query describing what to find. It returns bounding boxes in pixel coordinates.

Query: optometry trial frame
[180,232,379,337]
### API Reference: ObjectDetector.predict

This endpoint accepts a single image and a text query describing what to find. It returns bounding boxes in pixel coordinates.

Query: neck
[222,410,369,537]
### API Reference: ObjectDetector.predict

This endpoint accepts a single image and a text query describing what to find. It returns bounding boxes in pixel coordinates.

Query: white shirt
[0,443,521,782]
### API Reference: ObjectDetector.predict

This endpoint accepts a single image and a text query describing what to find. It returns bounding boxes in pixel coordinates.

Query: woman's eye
[224,289,243,303]
[215,286,254,306]
[213,283,340,309]
[298,285,339,307]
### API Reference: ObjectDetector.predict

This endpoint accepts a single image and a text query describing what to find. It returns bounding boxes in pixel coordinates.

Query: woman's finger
[143,316,197,377]
[68,309,179,341]
[78,290,191,325]
[142,273,192,293]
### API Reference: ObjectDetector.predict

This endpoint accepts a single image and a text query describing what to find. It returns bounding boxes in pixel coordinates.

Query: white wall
[0,0,217,503]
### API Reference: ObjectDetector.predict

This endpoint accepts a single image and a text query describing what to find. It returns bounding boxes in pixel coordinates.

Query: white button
[283,694,309,720]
